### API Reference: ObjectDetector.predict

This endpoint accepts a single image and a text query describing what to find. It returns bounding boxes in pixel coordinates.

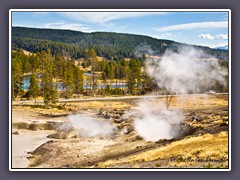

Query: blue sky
[12,11,229,48]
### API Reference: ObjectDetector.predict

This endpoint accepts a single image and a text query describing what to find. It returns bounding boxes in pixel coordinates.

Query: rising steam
[146,46,227,94]
[132,98,185,141]
[58,114,115,138]
[131,45,228,141]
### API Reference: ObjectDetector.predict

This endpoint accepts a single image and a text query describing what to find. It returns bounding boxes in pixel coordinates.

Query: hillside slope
[12,27,228,61]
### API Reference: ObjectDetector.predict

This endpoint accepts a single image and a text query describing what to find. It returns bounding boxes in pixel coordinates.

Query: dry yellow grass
[98,131,228,168]
[12,105,67,119]
[64,100,131,111]
[155,94,228,111]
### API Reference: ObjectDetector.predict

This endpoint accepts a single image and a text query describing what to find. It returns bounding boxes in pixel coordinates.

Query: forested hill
[12,27,228,61]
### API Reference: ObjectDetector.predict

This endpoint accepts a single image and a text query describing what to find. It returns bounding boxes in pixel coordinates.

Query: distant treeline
[12,27,229,61]
[12,49,156,106]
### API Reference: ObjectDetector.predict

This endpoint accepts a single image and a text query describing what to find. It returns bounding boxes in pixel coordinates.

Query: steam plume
[133,99,184,141]
[146,46,227,94]
[131,45,227,141]
[58,114,115,138]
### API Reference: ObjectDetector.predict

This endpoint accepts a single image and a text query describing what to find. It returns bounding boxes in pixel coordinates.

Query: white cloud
[43,22,95,32]
[198,42,228,49]
[215,34,228,40]
[59,12,167,24]
[198,33,228,40]
[198,34,215,40]
[153,21,228,32]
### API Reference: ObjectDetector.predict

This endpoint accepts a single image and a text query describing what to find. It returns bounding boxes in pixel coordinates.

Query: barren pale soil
[11,94,229,169]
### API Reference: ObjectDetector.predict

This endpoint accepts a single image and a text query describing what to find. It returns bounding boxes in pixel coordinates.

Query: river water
[22,75,127,90]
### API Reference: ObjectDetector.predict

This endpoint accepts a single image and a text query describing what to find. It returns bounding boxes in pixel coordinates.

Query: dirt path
[12,93,228,105]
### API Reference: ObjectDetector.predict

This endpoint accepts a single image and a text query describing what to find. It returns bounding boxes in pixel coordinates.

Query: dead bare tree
[164,79,173,109]
[166,90,173,109]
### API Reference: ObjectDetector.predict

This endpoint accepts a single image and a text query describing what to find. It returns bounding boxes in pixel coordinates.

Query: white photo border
[9,9,231,172]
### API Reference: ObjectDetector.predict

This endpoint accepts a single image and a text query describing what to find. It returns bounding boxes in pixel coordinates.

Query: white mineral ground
[11,107,65,168]
[12,130,54,168]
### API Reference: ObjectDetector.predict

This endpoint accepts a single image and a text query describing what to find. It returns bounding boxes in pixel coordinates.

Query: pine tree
[105,61,115,93]
[41,50,58,107]
[126,68,135,94]
[28,53,41,74]
[62,59,75,98]
[28,73,40,102]
[12,53,23,99]
[55,53,64,78]
[89,48,97,95]
[141,71,154,94]
[105,61,115,80]
[83,48,90,68]
[121,59,128,79]
[74,66,84,94]
[126,59,142,94]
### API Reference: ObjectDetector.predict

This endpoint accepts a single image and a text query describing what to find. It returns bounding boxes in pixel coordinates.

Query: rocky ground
[11,94,229,169]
